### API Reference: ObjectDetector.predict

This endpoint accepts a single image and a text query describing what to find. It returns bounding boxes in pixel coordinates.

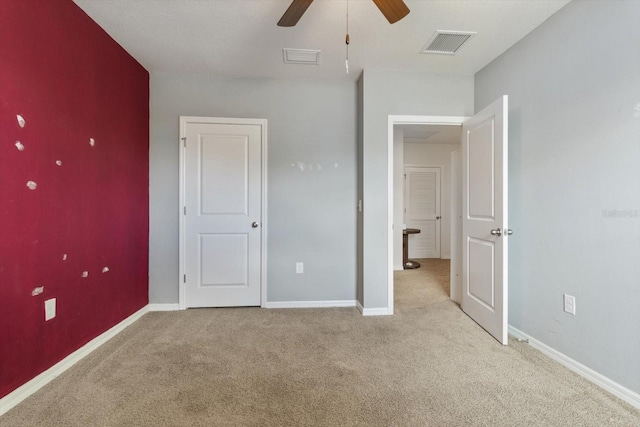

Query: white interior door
[182,119,264,308]
[405,167,441,258]
[461,95,509,345]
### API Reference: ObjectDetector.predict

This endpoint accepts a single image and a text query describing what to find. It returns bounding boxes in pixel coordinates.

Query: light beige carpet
[2,260,639,426]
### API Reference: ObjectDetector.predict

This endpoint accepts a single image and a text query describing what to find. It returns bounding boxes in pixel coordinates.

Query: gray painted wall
[361,70,473,309]
[475,0,640,394]
[150,73,357,304]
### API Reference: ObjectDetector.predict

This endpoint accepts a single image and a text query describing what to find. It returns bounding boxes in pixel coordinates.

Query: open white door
[461,96,509,345]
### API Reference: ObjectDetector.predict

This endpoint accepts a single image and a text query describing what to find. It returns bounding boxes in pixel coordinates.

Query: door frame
[403,165,442,259]
[178,116,268,310]
[387,115,467,315]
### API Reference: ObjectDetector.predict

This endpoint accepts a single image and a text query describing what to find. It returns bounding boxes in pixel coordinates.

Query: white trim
[0,306,148,416]
[509,326,640,410]
[387,116,468,316]
[362,306,393,316]
[147,303,181,311]
[263,300,357,309]
[178,117,268,310]
[358,299,392,316]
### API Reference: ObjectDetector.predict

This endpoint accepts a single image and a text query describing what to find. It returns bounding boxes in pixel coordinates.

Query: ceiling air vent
[421,31,476,55]
[282,48,321,65]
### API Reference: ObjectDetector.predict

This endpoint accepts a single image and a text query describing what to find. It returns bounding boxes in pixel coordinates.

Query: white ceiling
[72,0,570,82]
[399,124,461,144]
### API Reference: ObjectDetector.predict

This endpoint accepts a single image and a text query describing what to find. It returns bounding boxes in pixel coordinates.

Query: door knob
[490,228,502,236]
[436,216,441,220]
[252,222,259,228]
[505,229,513,235]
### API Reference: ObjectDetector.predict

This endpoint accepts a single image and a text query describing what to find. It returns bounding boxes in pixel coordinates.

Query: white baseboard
[0,306,149,416]
[394,264,404,271]
[148,303,181,311]
[356,301,392,316]
[508,326,640,410]
[263,300,357,309]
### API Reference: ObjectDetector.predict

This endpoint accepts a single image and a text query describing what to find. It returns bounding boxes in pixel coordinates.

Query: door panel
[405,167,441,258]
[200,135,249,215]
[184,121,262,308]
[462,95,508,345]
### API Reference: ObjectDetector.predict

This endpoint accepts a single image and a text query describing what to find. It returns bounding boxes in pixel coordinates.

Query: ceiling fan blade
[277,0,314,27]
[372,0,410,24]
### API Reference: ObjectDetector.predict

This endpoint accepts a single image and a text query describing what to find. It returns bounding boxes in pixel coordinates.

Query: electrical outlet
[296,262,304,274]
[563,294,576,315]
[45,298,56,321]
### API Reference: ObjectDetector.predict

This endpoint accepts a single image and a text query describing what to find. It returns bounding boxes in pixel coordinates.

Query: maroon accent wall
[0,0,149,398]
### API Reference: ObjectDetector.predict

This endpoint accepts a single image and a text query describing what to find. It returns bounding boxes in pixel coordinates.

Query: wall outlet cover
[563,294,576,315]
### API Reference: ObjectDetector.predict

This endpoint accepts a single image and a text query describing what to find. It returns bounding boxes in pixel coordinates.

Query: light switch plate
[45,298,56,321]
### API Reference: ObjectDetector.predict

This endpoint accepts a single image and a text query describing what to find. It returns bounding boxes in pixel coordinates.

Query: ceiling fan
[277,0,410,27]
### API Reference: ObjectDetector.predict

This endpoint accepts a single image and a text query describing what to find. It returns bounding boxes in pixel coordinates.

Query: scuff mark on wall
[55,160,62,166]
[102,267,109,273]
[15,141,25,151]
[26,181,37,190]
[62,254,67,260]
[16,114,25,128]
[31,287,44,296]
[81,271,88,278]
[89,138,95,147]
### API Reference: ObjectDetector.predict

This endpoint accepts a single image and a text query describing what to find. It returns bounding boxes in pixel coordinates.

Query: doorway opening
[387,115,467,314]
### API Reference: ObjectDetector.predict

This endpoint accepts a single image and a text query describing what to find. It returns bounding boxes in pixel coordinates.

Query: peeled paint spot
[62,254,67,260]
[32,287,44,296]
[26,181,37,190]
[56,160,62,166]
[17,115,25,128]
[82,271,88,278]
[89,138,95,147]
[15,141,25,151]
[102,267,110,273]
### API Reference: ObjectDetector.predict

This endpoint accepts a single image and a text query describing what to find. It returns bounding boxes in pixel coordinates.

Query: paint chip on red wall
[26,181,37,190]
[17,114,25,128]
[31,287,44,296]
[56,160,62,166]
[82,271,88,278]
[89,138,95,147]
[62,254,67,260]
[15,141,25,151]
[102,267,109,273]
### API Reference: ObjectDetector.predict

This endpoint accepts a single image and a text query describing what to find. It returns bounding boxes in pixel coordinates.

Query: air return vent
[421,31,476,55]
[283,48,321,65]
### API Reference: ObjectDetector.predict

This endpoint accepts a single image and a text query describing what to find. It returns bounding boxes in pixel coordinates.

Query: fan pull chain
[345,0,349,74]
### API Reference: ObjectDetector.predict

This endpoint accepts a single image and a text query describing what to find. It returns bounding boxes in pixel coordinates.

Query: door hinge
[183,206,186,215]
[181,137,186,147]
[183,274,186,283]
